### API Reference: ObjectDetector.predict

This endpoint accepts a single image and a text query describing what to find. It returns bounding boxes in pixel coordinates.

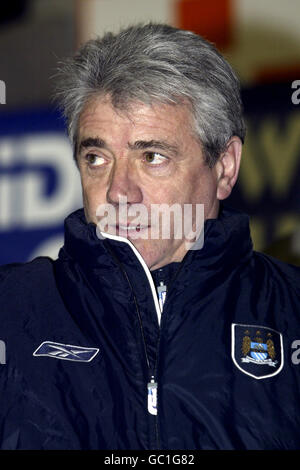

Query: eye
[85,153,106,167]
[144,152,168,165]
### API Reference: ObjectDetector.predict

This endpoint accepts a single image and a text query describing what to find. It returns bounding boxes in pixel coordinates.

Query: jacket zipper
[147,376,158,416]
[101,233,162,444]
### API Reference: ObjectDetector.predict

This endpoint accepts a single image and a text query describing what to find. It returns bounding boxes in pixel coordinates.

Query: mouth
[117,223,148,232]
[107,223,150,236]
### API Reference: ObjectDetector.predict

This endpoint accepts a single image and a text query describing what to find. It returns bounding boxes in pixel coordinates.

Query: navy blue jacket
[0,206,299,450]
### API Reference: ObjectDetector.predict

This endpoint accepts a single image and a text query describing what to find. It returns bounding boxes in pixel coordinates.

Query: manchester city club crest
[231,324,284,379]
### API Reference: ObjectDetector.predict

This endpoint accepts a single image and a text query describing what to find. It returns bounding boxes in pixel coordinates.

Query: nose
[106,158,143,206]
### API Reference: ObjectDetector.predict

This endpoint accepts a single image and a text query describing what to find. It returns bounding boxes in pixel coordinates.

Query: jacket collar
[181,203,253,272]
[59,203,253,276]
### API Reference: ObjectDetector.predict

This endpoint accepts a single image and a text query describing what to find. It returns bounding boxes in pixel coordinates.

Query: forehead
[78,95,196,142]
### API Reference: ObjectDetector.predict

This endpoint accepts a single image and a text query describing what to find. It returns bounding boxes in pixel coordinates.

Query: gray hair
[56,23,246,167]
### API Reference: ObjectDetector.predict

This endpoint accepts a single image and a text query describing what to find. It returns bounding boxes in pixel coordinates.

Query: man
[0,23,299,450]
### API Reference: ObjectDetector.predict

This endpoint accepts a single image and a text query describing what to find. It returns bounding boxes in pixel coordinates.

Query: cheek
[81,180,107,221]
[187,171,218,206]
[81,187,95,223]
[81,180,93,208]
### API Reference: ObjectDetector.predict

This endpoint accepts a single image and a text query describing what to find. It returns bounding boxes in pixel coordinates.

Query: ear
[215,136,242,200]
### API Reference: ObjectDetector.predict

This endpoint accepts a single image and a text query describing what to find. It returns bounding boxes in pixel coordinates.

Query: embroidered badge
[33,341,99,362]
[231,324,283,379]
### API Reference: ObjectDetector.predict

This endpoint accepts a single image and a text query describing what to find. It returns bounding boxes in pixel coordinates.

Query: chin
[130,244,160,270]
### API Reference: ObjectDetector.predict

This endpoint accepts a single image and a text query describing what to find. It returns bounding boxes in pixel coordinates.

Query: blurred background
[0,0,299,265]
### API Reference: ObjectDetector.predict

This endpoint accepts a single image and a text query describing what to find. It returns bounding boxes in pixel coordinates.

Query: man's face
[77,95,221,270]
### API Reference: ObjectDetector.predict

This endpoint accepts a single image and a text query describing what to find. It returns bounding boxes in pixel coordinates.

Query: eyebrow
[128,140,179,156]
[78,137,107,153]
[78,137,179,156]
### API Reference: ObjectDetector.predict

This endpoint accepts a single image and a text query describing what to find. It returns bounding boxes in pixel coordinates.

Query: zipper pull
[157,281,167,312]
[147,376,158,415]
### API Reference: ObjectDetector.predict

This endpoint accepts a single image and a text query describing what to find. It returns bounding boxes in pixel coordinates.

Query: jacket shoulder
[252,251,300,292]
[0,257,56,295]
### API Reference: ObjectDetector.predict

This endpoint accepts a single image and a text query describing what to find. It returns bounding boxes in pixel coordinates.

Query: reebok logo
[33,341,99,362]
